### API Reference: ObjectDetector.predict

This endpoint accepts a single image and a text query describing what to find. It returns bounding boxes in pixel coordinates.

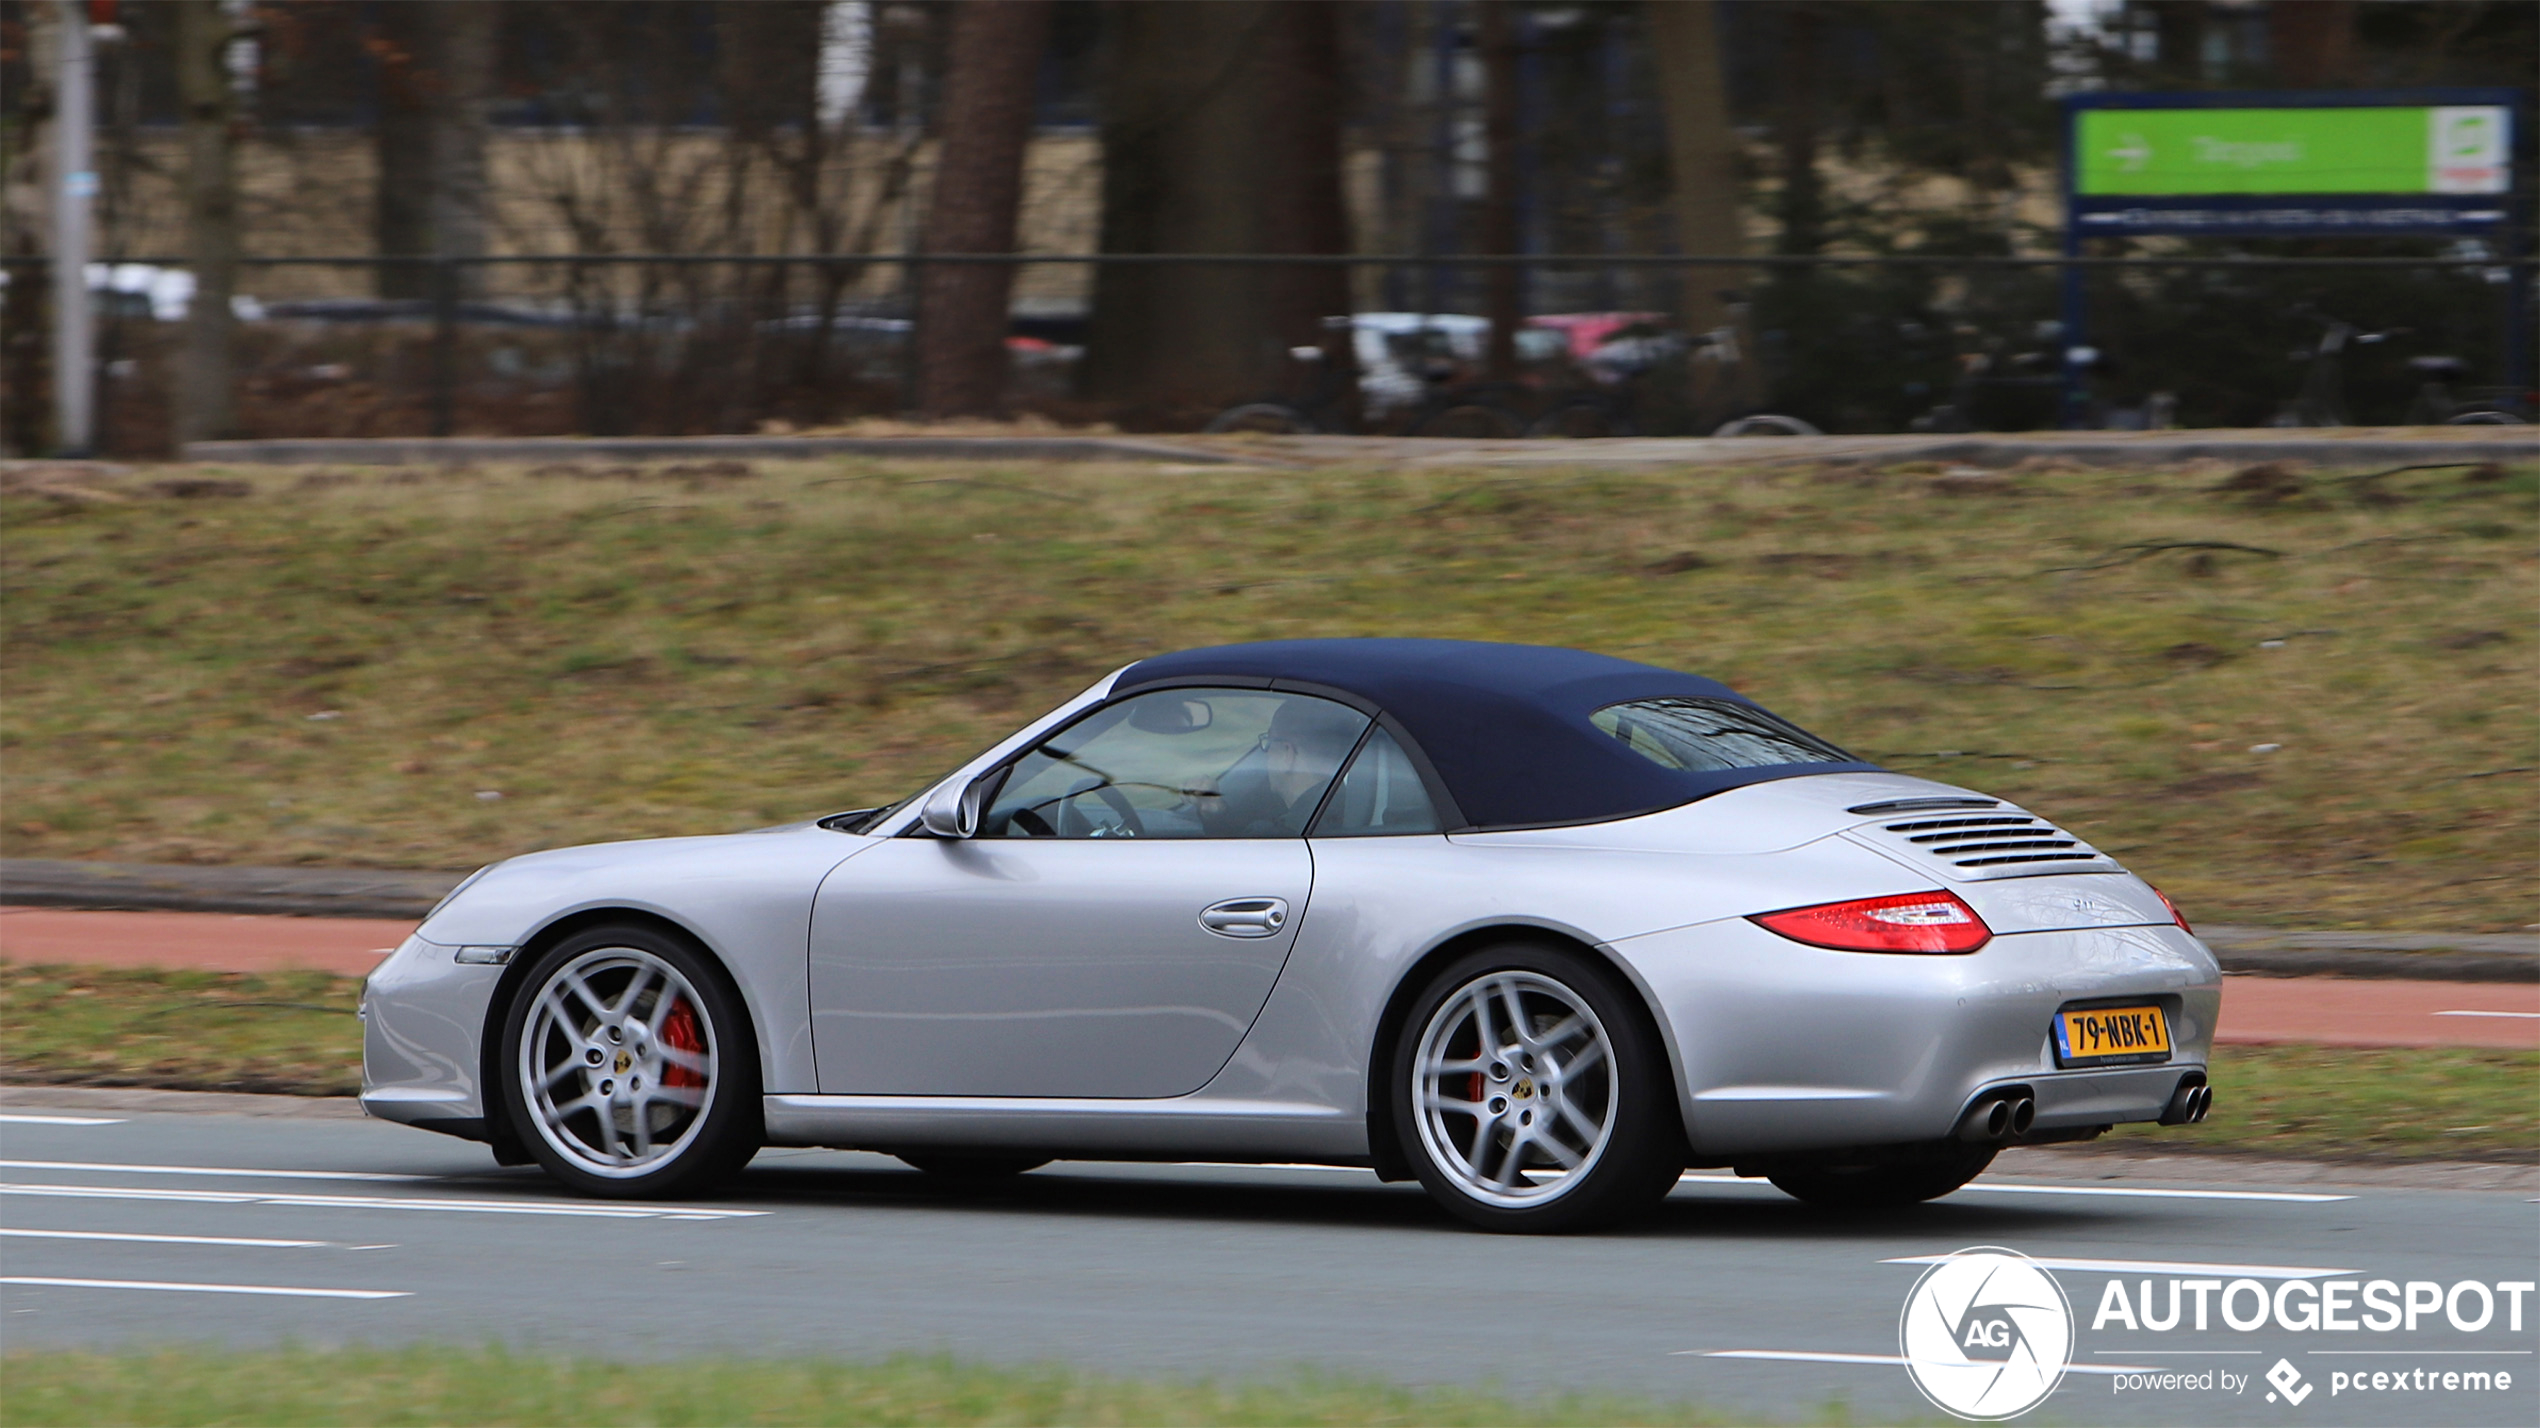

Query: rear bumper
[1607,917,2220,1158]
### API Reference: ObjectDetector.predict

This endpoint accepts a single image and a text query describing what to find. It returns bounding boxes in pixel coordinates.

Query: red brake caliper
[659,995,705,1089]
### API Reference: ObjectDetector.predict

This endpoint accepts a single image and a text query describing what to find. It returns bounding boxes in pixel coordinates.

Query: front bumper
[359,933,507,1132]
[1608,917,2220,1158]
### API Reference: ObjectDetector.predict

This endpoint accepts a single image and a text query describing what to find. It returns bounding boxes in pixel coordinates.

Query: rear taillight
[1749,890,1992,954]
[2151,885,2193,934]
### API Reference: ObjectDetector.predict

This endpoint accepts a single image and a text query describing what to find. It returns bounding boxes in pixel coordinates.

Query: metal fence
[3,251,2531,457]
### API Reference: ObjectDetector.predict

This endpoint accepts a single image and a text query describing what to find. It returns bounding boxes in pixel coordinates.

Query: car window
[1590,697,1854,772]
[1311,727,1442,837]
[982,688,1370,839]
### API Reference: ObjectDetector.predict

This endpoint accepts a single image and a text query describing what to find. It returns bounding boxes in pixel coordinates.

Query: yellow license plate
[2054,1005,2172,1066]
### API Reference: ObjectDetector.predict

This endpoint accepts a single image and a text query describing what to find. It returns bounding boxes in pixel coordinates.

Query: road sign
[2077,105,2507,197]
[2065,89,2520,236]
[2054,90,2528,429]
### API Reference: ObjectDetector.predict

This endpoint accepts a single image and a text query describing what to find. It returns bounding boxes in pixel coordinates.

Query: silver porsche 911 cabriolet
[363,639,2219,1231]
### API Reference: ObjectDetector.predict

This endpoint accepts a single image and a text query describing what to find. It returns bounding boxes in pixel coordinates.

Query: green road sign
[2076,105,2509,196]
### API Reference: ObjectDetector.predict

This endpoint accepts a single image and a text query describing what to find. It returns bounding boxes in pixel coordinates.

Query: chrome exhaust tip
[1956,1090,2031,1143]
[2159,1075,2210,1126]
[2006,1095,2037,1138]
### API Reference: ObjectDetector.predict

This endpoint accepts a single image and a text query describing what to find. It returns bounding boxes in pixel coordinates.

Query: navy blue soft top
[1114,638,1880,830]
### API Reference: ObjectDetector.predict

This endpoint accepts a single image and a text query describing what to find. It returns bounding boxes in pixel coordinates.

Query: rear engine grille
[1861,811,2118,877]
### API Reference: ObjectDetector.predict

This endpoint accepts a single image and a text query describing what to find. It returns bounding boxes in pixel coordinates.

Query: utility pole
[51,0,95,456]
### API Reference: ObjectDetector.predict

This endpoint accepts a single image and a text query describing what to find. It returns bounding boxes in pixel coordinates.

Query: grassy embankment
[4,455,2530,930]
[0,1347,1782,1428]
[5,962,2530,1164]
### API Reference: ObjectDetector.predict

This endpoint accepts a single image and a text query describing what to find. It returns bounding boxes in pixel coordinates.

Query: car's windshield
[1590,697,1853,772]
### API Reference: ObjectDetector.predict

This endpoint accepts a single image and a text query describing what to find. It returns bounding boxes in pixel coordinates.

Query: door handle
[1199,897,1288,939]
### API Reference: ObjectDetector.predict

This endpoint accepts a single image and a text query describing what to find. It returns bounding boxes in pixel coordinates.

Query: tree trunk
[1645,0,1753,407]
[1,4,61,456]
[176,0,239,444]
[1774,4,1824,258]
[374,1,495,300]
[1256,0,1355,395]
[1478,0,1522,381]
[2271,1,2358,87]
[914,0,1052,418]
[1082,1,1288,418]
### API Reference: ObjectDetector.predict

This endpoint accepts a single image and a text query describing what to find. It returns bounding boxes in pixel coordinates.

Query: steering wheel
[1055,777,1145,838]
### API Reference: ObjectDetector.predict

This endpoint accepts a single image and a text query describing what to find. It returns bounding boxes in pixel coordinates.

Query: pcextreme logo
[1898,1247,2074,1420]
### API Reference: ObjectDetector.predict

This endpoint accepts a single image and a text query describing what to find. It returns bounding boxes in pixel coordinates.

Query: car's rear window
[1590,697,1854,772]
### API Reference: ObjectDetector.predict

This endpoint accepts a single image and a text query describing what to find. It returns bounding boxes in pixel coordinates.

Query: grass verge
[2099,1041,2538,1164]
[3,963,2530,1164]
[0,1347,1791,1427]
[3,456,2533,929]
[0,962,361,1097]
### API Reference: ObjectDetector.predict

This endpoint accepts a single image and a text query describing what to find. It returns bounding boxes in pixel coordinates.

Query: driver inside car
[1196,697,1368,837]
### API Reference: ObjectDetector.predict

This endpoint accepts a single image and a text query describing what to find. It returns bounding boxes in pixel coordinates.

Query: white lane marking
[0,1228,325,1249]
[1884,1254,2354,1280]
[2433,1010,2540,1019]
[1,1276,406,1301]
[1,1160,436,1183]
[0,1115,125,1126]
[1689,1349,2163,1375]
[1677,1173,2351,1203]
[0,1183,763,1221]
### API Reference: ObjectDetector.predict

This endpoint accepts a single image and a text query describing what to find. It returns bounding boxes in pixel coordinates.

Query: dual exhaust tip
[1957,1089,2037,1143]
[2160,1076,2214,1126]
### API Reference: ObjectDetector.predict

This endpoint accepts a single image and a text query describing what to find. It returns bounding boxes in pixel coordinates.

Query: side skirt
[762,1093,1367,1163]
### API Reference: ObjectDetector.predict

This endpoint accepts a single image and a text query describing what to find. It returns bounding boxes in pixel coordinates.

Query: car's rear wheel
[1765,1143,1996,1210]
[1389,944,1685,1232]
[498,925,760,1198]
[897,1153,1051,1180]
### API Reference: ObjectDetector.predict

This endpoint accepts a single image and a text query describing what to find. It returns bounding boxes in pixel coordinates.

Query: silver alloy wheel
[1410,969,1618,1208]
[518,946,718,1179]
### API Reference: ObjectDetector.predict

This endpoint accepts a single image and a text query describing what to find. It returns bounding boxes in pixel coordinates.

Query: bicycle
[1528,321,1819,439]
[1205,316,1528,438]
[2271,306,2398,428]
[2400,355,2528,425]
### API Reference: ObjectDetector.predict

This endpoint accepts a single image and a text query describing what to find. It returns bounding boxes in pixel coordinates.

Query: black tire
[497,923,762,1199]
[1411,402,1527,439]
[1387,942,1686,1233]
[1205,402,1318,435]
[1711,413,1823,437]
[1527,402,1634,439]
[1765,1142,1996,1210]
[897,1153,1052,1180]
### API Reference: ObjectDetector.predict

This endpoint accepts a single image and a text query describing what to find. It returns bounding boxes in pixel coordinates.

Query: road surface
[1,1105,2532,1424]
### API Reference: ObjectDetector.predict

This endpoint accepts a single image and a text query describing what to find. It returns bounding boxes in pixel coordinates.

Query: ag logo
[1899,1247,2074,1420]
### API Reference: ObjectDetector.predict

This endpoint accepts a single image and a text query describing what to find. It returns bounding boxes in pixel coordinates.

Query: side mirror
[918,774,988,839]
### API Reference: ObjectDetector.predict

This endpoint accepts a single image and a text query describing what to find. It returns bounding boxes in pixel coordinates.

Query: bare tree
[1083,1,1351,418]
[1,2,62,455]
[915,0,1052,417]
[2271,0,2359,86]
[175,0,241,444]
[373,0,495,300]
[1478,0,1521,381]
[1646,0,1753,408]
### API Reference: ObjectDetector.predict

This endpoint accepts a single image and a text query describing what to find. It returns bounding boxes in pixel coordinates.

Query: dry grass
[2,454,2532,929]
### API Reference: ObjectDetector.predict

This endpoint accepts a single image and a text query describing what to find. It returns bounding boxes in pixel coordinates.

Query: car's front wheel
[498,925,761,1198]
[1389,944,1686,1232]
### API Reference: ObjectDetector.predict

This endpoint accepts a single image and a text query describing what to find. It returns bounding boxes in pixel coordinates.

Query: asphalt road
[4,1108,2533,1423]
